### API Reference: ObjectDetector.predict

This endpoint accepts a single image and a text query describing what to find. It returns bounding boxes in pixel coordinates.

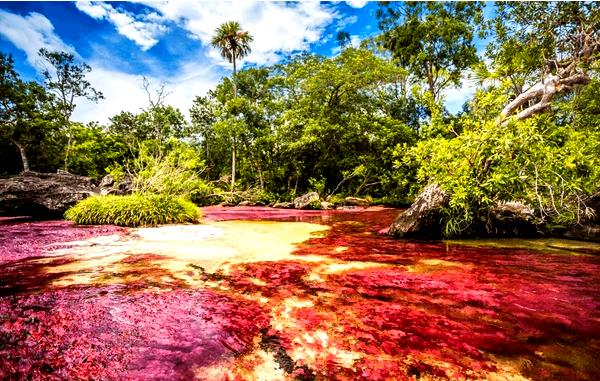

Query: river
[0,206,599,380]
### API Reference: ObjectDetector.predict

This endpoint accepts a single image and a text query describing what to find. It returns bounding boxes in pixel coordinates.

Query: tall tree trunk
[257,161,264,191]
[64,134,71,171]
[63,119,72,172]
[231,56,237,191]
[11,139,29,172]
[231,138,236,191]
[232,56,237,97]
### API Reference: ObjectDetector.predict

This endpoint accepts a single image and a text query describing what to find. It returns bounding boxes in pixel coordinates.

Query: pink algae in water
[0,206,599,380]
[0,219,125,262]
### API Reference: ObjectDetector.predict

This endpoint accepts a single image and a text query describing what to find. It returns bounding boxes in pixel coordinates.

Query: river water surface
[0,207,599,380]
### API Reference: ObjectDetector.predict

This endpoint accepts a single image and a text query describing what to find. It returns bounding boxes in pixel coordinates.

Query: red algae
[1,207,599,380]
[0,286,269,380]
[0,220,125,263]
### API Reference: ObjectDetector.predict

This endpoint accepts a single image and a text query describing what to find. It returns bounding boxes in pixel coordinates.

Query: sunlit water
[0,207,599,380]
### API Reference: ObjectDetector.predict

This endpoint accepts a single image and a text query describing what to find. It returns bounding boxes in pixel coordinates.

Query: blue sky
[0,1,477,124]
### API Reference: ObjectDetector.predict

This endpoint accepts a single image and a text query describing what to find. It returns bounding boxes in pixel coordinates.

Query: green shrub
[326,194,346,206]
[190,182,222,206]
[245,188,277,205]
[65,194,201,227]
[108,140,207,197]
[308,200,322,210]
[403,114,600,237]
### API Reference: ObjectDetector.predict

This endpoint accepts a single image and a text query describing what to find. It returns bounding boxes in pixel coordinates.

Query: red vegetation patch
[1,207,599,380]
[202,205,389,223]
[207,207,600,380]
[225,261,313,298]
[0,220,125,263]
[0,286,268,380]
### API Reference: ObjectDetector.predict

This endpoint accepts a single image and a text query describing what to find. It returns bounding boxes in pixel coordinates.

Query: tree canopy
[1,2,599,236]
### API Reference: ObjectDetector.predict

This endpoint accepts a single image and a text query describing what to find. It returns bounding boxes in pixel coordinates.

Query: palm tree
[211,21,253,190]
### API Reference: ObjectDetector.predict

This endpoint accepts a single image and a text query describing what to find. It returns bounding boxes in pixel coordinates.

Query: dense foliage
[2,3,599,236]
[64,194,200,227]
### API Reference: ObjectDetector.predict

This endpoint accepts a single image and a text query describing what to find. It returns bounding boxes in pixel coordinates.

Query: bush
[326,194,346,206]
[190,182,221,206]
[108,140,207,196]
[65,194,201,227]
[404,114,600,237]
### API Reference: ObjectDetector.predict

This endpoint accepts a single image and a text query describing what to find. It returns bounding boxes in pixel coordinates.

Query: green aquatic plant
[64,194,201,227]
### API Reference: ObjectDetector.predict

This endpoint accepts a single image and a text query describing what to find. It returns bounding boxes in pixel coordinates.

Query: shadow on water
[0,256,78,297]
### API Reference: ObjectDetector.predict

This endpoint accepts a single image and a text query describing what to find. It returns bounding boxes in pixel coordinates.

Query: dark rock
[293,192,319,209]
[487,201,539,237]
[563,224,600,242]
[388,184,449,239]
[0,171,97,217]
[99,174,132,196]
[344,196,369,206]
[272,202,295,209]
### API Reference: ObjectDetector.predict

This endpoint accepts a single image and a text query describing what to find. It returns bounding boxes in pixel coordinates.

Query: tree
[210,21,253,190]
[336,31,351,50]
[491,2,600,123]
[0,52,57,172]
[377,2,483,103]
[67,122,127,179]
[108,87,187,149]
[0,52,23,169]
[39,48,103,171]
[190,92,224,178]
[277,48,416,196]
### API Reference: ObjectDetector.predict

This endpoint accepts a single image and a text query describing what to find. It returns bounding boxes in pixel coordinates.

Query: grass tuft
[65,194,201,227]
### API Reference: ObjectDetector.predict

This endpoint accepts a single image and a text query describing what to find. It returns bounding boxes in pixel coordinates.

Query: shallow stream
[0,207,598,380]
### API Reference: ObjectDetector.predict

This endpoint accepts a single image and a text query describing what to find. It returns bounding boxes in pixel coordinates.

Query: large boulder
[344,196,370,206]
[388,184,449,239]
[0,171,97,217]
[563,225,600,242]
[293,192,320,209]
[272,201,295,209]
[487,201,538,237]
[99,174,132,196]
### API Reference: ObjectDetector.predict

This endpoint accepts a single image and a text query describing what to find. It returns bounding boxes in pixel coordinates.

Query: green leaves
[210,21,253,65]
[407,110,600,237]
[377,2,484,102]
[65,194,201,227]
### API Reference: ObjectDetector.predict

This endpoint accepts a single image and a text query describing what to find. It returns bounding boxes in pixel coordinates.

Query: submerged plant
[64,194,201,227]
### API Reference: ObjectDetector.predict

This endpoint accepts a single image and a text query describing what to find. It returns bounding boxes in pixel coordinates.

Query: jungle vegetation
[1,2,599,236]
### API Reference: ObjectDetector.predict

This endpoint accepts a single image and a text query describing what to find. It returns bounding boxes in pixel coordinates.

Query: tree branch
[500,72,591,124]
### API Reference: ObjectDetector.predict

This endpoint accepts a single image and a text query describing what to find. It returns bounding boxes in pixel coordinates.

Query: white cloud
[346,1,368,9]
[443,77,477,114]
[141,1,336,66]
[0,8,218,124]
[74,1,108,19]
[76,1,167,51]
[73,61,220,124]
[0,10,74,69]
[336,14,358,31]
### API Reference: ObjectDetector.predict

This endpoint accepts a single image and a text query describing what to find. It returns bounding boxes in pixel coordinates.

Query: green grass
[65,194,201,227]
